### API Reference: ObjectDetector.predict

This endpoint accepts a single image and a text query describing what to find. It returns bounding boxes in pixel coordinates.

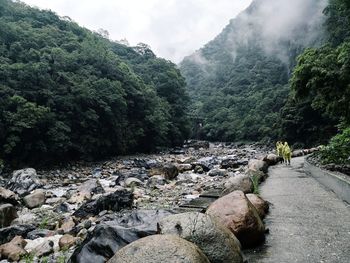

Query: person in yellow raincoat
[276,141,284,163]
[282,142,292,165]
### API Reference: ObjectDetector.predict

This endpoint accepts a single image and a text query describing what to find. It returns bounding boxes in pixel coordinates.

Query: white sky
[21,0,252,63]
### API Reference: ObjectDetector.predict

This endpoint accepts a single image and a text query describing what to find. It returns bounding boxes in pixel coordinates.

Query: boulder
[146,175,166,187]
[221,157,248,169]
[73,189,133,219]
[0,224,35,245]
[0,187,19,206]
[159,212,243,263]
[106,235,210,263]
[124,177,143,187]
[0,203,18,227]
[23,189,46,209]
[32,239,54,257]
[292,150,304,157]
[69,210,172,263]
[222,174,253,194]
[247,159,268,174]
[58,216,75,234]
[0,236,27,261]
[263,154,279,166]
[25,235,62,254]
[246,169,267,183]
[6,168,42,196]
[246,194,269,219]
[176,163,193,172]
[149,164,179,180]
[27,229,55,240]
[59,234,79,249]
[206,190,265,248]
[194,157,218,172]
[207,169,228,177]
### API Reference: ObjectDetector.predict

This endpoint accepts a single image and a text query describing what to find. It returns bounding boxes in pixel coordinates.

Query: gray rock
[23,189,46,209]
[223,174,253,194]
[0,203,18,227]
[146,175,166,187]
[159,212,243,263]
[0,224,36,245]
[107,234,210,263]
[247,159,268,174]
[263,154,280,166]
[27,229,55,240]
[32,239,54,257]
[207,169,228,177]
[124,177,143,187]
[6,168,42,196]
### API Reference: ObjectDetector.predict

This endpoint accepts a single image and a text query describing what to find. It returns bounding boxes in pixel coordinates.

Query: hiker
[276,141,284,163]
[282,142,292,165]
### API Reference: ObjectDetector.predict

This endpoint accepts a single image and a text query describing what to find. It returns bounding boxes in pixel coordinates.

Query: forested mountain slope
[0,0,189,166]
[180,0,328,144]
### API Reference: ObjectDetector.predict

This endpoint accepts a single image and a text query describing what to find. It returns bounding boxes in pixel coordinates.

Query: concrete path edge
[304,157,350,204]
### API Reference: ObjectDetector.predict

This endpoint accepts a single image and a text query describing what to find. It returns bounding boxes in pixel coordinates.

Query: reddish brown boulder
[206,190,265,248]
[246,194,269,219]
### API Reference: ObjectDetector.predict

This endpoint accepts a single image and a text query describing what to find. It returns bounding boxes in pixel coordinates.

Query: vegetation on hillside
[0,0,189,166]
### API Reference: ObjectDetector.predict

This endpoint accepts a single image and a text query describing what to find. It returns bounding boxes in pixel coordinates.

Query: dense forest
[0,0,190,166]
[180,0,328,145]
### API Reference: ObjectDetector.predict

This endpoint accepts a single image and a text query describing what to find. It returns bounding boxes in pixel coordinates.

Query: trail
[245,157,350,263]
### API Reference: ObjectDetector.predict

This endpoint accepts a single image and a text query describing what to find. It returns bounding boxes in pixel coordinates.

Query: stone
[73,189,133,219]
[0,236,27,261]
[6,168,42,196]
[58,216,75,234]
[207,169,228,177]
[292,150,304,157]
[246,169,267,183]
[146,175,166,187]
[247,159,268,174]
[0,224,35,245]
[69,179,105,204]
[124,177,143,187]
[206,190,265,248]
[159,212,243,263]
[59,234,79,249]
[222,174,253,194]
[184,140,210,149]
[176,163,193,172]
[246,194,269,219]
[27,229,55,240]
[106,235,210,263]
[149,164,179,180]
[0,187,19,206]
[263,154,280,166]
[69,210,172,263]
[194,156,218,172]
[0,203,18,227]
[23,189,46,209]
[32,239,54,257]
[221,157,248,169]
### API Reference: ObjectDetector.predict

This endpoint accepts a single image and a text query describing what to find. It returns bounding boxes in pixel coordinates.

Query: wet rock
[27,229,55,240]
[0,204,18,227]
[0,224,35,245]
[246,194,269,219]
[0,236,27,261]
[23,189,46,209]
[73,189,133,219]
[222,174,253,195]
[247,159,268,174]
[6,168,42,196]
[207,169,228,177]
[0,187,19,206]
[159,212,243,263]
[206,190,265,248]
[69,210,172,263]
[59,234,79,249]
[106,234,210,263]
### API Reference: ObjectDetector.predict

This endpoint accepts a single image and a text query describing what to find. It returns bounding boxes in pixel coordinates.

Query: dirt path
[245,156,350,263]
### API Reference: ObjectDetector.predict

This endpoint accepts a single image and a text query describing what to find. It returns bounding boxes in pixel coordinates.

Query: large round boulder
[246,194,269,219]
[222,173,253,195]
[159,212,243,263]
[263,154,280,166]
[206,190,265,248]
[107,235,210,263]
[247,159,268,173]
[23,189,46,209]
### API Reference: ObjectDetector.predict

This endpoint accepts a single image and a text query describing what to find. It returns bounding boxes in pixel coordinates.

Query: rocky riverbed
[0,141,303,263]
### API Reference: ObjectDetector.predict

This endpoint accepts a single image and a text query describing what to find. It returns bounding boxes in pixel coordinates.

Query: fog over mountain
[180,0,329,143]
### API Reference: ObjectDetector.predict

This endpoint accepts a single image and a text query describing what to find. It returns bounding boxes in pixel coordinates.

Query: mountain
[0,0,189,166]
[180,0,328,143]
